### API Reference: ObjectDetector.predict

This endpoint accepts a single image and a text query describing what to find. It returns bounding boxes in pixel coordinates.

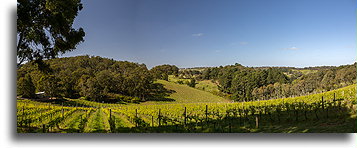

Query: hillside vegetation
[17,56,169,103]
[17,56,356,105]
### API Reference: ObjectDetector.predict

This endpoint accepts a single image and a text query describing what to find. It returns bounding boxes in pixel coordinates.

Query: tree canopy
[199,63,356,101]
[150,64,179,80]
[17,0,85,66]
[17,56,171,103]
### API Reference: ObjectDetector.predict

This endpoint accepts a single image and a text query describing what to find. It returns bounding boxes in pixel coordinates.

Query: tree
[150,64,179,80]
[37,75,62,97]
[320,70,335,91]
[17,74,36,98]
[187,78,196,88]
[201,68,211,80]
[17,0,85,66]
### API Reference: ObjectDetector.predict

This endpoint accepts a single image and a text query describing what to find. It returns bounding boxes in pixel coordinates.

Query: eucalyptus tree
[17,0,85,67]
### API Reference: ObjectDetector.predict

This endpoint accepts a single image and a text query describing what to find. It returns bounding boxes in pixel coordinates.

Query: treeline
[198,63,289,101]
[199,63,356,101]
[251,63,356,100]
[17,56,171,103]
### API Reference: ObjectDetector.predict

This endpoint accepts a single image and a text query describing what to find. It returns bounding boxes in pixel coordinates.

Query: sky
[62,0,356,69]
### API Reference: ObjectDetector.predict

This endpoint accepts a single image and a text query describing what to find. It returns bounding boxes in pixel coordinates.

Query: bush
[177,80,184,84]
[131,97,141,103]
[187,78,196,88]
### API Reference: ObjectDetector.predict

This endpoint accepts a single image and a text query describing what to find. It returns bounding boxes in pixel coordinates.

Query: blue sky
[62,0,356,68]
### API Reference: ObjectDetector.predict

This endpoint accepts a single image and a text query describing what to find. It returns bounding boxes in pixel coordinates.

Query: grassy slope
[168,75,221,94]
[145,80,230,104]
[291,69,318,75]
[195,80,220,93]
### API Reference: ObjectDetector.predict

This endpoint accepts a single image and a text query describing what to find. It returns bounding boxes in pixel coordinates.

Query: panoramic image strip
[16,0,356,133]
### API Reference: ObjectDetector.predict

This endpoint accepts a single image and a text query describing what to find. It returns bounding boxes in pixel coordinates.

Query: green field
[150,80,230,104]
[195,80,220,93]
[168,75,223,97]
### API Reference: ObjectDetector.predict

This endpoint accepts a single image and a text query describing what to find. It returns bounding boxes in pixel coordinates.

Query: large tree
[150,64,179,80]
[17,0,85,66]
[17,74,36,98]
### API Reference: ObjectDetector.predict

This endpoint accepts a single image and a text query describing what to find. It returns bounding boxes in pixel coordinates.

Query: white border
[0,0,355,148]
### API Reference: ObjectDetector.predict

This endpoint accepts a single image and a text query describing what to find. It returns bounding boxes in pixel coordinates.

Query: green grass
[146,80,230,104]
[168,75,190,84]
[291,69,318,75]
[195,80,220,93]
[84,108,111,133]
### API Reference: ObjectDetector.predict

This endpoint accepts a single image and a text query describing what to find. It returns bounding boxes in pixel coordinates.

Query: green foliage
[199,63,356,102]
[177,80,184,84]
[187,78,196,88]
[179,69,201,79]
[37,75,62,97]
[78,76,104,101]
[212,66,289,101]
[150,64,179,80]
[17,56,165,103]
[17,74,36,98]
[17,0,85,66]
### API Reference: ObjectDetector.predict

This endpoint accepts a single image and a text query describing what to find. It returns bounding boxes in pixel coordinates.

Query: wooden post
[39,112,42,123]
[229,122,232,133]
[62,109,64,118]
[109,109,112,119]
[151,115,154,127]
[184,107,187,126]
[135,109,138,118]
[205,105,208,123]
[112,117,116,133]
[158,109,161,127]
[295,104,298,122]
[321,96,325,110]
[255,116,259,129]
[304,103,308,121]
[42,124,46,133]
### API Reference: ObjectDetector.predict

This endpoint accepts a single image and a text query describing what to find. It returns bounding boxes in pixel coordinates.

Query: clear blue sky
[62,0,356,69]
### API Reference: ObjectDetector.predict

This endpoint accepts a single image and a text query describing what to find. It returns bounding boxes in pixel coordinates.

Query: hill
[144,80,230,104]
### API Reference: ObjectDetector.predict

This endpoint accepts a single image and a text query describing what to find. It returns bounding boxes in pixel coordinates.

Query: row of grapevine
[17,85,356,133]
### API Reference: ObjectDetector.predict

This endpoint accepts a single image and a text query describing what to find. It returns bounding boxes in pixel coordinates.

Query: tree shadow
[145,83,176,102]
[24,98,94,107]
